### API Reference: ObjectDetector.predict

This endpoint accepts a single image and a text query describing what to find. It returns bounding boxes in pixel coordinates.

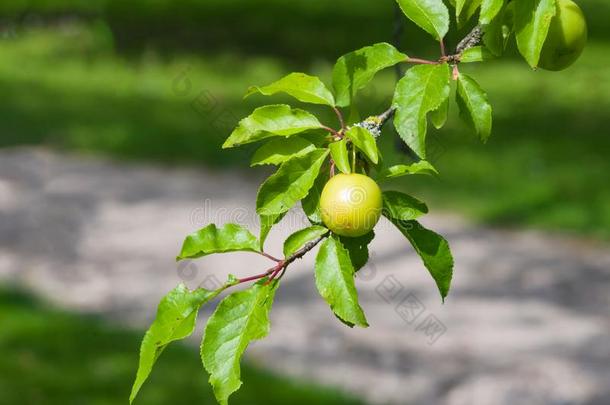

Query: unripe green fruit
[538,0,587,71]
[320,173,382,238]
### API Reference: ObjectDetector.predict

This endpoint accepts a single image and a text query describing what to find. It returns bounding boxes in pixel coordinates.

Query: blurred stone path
[1,148,609,405]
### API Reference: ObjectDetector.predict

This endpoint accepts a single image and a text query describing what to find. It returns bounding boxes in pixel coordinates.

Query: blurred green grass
[0,288,365,405]
[1,2,609,239]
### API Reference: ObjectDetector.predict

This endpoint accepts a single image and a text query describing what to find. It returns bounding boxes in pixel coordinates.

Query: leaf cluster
[131,1,584,403]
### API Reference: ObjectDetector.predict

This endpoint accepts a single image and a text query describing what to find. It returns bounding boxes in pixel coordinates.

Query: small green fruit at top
[538,0,587,71]
[320,173,382,237]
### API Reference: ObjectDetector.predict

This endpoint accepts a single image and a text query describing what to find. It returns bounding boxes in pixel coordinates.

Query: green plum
[320,173,382,237]
[539,0,587,71]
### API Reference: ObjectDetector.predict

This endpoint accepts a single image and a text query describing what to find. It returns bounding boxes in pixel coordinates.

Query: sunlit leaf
[246,72,335,106]
[223,105,322,148]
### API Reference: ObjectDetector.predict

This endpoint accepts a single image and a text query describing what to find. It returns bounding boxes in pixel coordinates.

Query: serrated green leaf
[392,64,451,159]
[338,231,374,272]
[301,169,328,224]
[223,105,322,148]
[250,136,316,166]
[456,73,492,142]
[332,43,408,107]
[396,0,450,40]
[382,191,429,221]
[346,126,379,164]
[202,281,278,405]
[259,212,286,248]
[514,0,557,68]
[130,284,221,403]
[385,218,454,301]
[283,225,329,257]
[480,0,505,24]
[460,46,497,62]
[257,149,329,216]
[177,223,260,260]
[245,72,335,106]
[430,96,449,129]
[329,140,351,174]
[315,235,368,327]
[380,160,439,179]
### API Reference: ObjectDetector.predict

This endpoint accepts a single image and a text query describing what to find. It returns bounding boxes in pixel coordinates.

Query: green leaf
[392,64,451,159]
[223,105,322,148]
[301,169,328,224]
[456,73,493,142]
[396,0,450,40]
[256,149,330,216]
[130,284,221,403]
[177,224,260,260]
[332,43,408,107]
[483,4,513,56]
[338,231,374,272]
[329,139,351,174]
[380,161,438,179]
[283,225,329,257]
[385,218,454,301]
[514,0,557,68]
[382,191,429,221]
[456,0,482,26]
[250,136,316,166]
[315,235,368,327]
[245,72,335,107]
[480,0,505,24]
[202,281,278,405]
[430,96,449,129]
[345,126,379,164]
[259,212,286,248]
[460,46,496,63]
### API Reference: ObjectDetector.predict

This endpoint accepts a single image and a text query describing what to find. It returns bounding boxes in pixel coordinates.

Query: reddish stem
[259,251,282,262]
[406,57,439,65]
[265,264,285,284]
[333,106,346,132]
[321,125,341,138]
[440,39,446,57]
[237,267,277,284]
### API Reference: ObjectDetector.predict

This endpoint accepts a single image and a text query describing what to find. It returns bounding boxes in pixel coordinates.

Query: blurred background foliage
[0,288,364,404]
[2,0,608,239]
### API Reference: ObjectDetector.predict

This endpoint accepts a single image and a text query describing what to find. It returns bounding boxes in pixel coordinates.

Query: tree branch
[456,25,483,54]
[236,232,329,285]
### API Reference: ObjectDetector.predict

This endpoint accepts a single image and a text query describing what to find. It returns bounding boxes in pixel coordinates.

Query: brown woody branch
[237,232,329,285]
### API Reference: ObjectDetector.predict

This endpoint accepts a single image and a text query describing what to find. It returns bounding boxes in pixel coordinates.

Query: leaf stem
[321,125,341,138]
[236,232,329,286]
[440,38,446,57]
[405,57,439,65]
[237,266,278,284]
[333,106,346,132]
[259,251,282,262]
